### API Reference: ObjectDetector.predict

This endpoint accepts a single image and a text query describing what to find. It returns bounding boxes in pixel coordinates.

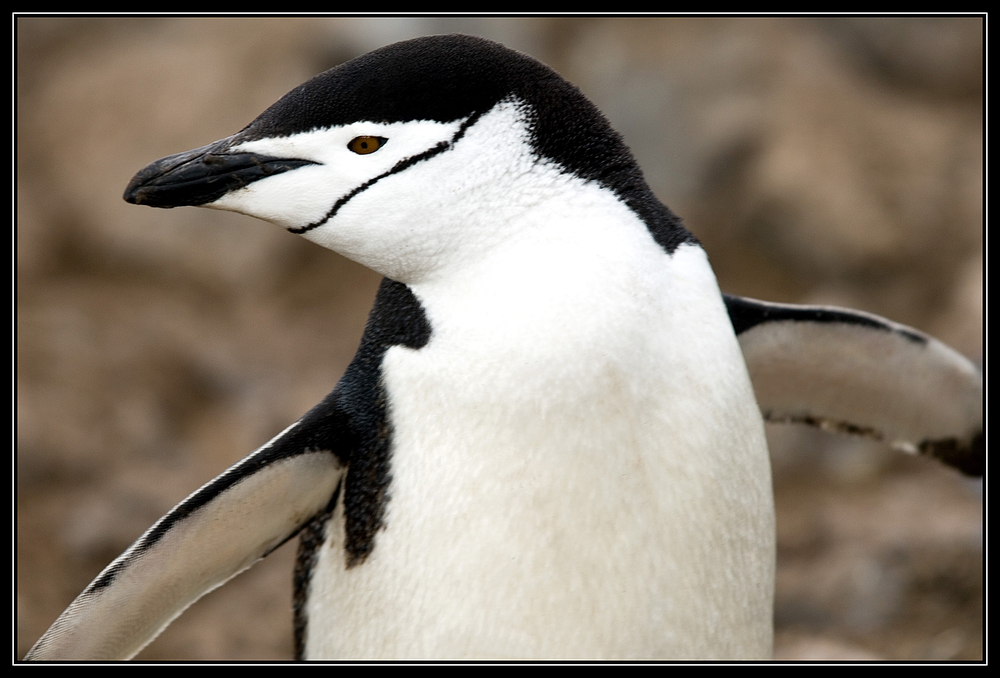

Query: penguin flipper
[724,294,983,476]
[24,405,349,661]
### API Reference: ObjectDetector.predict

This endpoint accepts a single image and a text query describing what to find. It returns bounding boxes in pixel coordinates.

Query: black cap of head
[244,35,567,134]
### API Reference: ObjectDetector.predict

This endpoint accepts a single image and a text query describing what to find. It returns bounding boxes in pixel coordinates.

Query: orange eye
[348,136,386,154]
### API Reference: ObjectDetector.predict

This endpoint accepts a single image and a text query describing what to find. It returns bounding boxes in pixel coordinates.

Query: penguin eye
[348,136,387,155]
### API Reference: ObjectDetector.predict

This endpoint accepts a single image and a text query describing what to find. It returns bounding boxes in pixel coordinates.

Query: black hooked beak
[123,135,317,208]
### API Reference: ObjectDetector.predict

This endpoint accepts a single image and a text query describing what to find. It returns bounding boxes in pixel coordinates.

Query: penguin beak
[124,136,316,208]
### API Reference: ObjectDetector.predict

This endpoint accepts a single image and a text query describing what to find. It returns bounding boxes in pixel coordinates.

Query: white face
[202,100,546,284]
[209,118,465,231]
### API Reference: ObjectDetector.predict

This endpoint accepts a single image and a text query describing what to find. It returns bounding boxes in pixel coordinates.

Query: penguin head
[125,35,681,281]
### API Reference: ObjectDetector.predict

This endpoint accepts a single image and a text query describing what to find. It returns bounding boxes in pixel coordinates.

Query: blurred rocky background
[16,17,983,661]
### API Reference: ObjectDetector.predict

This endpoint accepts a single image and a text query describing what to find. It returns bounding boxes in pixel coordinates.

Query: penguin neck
[413,176,655,313]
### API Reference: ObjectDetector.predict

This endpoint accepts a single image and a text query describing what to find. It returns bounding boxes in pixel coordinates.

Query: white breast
[303,178,775,659]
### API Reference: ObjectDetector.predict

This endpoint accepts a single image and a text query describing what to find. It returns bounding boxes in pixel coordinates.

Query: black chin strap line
[287,111,486,235]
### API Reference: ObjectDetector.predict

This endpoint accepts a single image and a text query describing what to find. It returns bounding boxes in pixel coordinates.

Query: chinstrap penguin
[25,34,983,661]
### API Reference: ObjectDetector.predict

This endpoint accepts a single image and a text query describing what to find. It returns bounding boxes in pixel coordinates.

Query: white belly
[304,242,775,660]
